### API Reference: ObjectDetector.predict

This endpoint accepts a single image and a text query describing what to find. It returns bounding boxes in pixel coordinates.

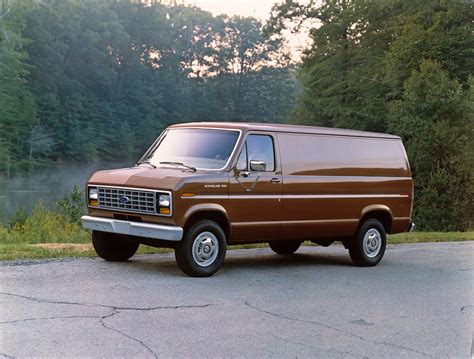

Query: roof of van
[168,122,401,139]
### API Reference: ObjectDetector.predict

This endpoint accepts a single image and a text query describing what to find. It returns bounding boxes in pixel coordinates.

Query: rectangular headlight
[158,194,170,207]
[88,187,98,206]
[89,187,98,200]
[156,192,172,216]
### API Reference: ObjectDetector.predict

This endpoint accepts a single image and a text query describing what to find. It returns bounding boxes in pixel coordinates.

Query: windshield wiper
[159,161,197,172]
[136,160,156,168]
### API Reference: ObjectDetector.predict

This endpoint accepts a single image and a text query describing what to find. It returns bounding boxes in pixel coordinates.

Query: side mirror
[250,160,266,172]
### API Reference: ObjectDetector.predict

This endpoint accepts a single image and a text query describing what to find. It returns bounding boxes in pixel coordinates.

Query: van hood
[87,166,199,190]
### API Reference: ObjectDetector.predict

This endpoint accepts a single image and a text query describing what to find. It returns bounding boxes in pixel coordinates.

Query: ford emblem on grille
[119,195,130,204]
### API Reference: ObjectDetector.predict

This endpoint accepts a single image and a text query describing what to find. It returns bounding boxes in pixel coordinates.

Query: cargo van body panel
[83,122,414,274]
[276,132,413,238]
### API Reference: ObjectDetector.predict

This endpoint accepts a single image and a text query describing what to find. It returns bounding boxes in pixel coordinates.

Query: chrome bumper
[81,216,183,241]
[407,221,415,232]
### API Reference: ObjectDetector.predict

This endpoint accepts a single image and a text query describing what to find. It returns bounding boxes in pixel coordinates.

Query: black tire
[175,220,227,277]
[349,219,386,267]
[269,240,302,255]
[92,231,139,262]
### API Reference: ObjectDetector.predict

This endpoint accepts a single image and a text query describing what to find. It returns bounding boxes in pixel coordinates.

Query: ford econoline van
[82,122,414,276]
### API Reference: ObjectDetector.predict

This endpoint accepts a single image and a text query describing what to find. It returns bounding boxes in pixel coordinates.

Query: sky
[183,0,278,20]
[182,0,311,60]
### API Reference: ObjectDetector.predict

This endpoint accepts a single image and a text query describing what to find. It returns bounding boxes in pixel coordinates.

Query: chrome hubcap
[363,228,382,258]
[192,231,219,267]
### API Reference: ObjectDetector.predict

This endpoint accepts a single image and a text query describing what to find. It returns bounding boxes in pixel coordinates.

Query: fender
[359,204,393,221]
[181,203,230,227]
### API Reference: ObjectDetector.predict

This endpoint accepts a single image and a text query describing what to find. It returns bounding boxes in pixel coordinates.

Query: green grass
[388,231,474,243]
[0,204,472,261]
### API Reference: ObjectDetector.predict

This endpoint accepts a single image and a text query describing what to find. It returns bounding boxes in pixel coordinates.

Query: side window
[247,135,275,172]
[236,143,247,171]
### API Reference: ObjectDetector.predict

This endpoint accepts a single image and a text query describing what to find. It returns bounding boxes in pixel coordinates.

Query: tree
[0,0,36,176]
[388,60,473,231]
[0,0,298,176]
[268,0,473,230]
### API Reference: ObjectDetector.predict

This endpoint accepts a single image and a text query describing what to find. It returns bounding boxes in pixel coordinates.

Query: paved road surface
[1,242,473,358]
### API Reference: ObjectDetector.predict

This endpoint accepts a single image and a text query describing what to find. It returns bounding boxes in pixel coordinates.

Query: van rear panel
[277,133,413,237]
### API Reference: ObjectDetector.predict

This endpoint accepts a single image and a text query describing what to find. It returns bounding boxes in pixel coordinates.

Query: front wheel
[175,220,227,277]
[92,231,139,262]
[269,240,302,255]
[348,219,386,267]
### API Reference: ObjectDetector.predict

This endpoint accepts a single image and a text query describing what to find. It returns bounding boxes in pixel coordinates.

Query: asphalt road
[0,242,473,358]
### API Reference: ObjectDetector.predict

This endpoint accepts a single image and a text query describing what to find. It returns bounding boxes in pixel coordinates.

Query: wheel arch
[359,205,393,234]
[182,204,231,242]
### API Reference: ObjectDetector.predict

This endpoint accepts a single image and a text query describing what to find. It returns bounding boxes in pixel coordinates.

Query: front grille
[97,186,156,215]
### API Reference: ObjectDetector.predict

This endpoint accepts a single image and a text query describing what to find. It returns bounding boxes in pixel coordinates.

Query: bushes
[0,202,89,244]
[388,61,474,231]
[0,186,88,244]
[54,185,84,224]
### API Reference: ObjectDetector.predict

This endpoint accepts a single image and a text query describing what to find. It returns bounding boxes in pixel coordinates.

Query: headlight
[157,192,171,215]
[88,187,98,206]
[89,188,98,200]
[158,194,170,207]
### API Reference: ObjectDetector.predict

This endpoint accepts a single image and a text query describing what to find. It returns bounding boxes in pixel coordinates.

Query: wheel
[92,231,139,262]
[349,219,386,266]
[175,220,227,277]
[269,240,301,255]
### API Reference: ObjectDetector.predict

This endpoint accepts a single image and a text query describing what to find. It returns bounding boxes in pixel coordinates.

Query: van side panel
[277,133,413,239]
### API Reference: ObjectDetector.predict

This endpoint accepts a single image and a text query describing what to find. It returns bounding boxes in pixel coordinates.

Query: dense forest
[0,0,297,174]
[267,0,473,230]
[1,0,473,230]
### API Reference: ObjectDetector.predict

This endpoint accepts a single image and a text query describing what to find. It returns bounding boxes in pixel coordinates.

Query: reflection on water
[0,162,131,224]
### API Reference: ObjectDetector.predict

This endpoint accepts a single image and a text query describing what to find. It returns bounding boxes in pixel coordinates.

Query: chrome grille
[97,186,156,214]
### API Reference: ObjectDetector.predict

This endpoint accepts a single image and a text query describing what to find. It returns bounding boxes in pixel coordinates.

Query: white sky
[182,0,311,60]
[182,0,278,19]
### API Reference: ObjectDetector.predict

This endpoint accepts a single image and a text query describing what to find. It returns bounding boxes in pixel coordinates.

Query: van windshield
[139,128,240,170]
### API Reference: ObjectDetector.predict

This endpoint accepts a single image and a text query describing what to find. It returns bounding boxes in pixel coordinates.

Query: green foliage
[54,184,84,224]
[0,0,297,177]
[388,60,473,230]
[0,201,88,244]
[269,0,474,230]
[7,208,28,229]
[0,0,37,176]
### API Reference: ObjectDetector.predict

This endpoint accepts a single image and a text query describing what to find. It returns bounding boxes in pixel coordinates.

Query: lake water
[0,162,131,224]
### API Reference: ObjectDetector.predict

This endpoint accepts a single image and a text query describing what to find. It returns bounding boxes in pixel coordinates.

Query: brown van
[82,122,414,276]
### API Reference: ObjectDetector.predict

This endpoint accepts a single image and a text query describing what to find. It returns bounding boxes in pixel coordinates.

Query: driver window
[236,135,275,172]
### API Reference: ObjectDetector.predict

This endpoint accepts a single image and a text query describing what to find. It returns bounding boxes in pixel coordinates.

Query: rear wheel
[269,240,302,255]
[92,231,139,262]
[349,219,386,266]
[175,220,227,277]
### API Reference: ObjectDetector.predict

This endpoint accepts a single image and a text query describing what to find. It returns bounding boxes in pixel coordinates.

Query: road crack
[0,292,213,358]
[245,301,431,357]
[0,315,99,325]
[99,309,158,358]
[0,292,213,311]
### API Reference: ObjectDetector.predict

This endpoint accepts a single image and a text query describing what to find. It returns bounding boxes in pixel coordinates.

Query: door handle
[270,177,281,184]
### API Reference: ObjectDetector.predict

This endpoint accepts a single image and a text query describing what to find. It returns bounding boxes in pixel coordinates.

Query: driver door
[228,133,283,241]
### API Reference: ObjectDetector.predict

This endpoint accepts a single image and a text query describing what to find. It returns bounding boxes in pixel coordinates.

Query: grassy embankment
[0,202,472,261]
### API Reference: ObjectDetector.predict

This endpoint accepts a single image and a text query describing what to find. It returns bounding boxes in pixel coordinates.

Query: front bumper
[81,215,183,241]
